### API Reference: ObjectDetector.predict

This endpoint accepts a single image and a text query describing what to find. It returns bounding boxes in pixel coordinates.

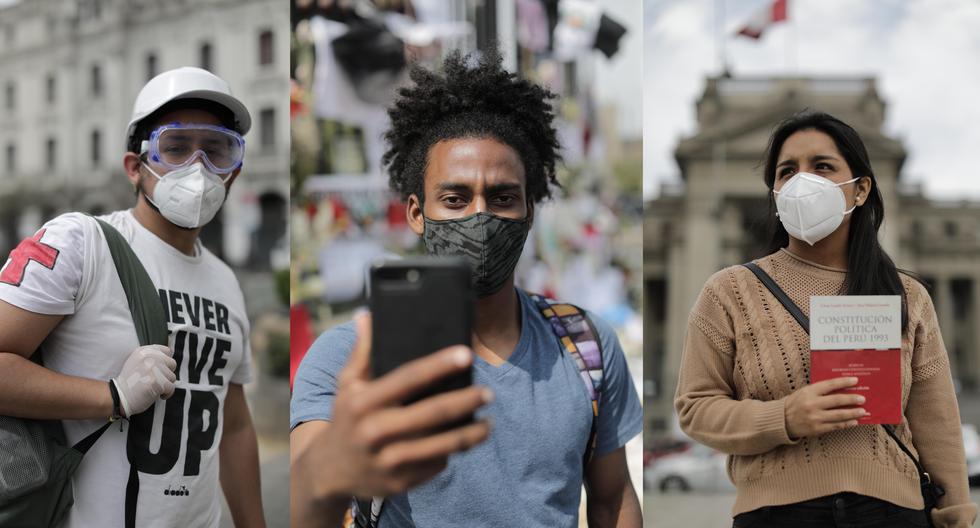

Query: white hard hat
[126,67,251,146]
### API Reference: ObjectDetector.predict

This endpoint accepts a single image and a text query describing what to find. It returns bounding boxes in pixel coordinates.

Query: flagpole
[715,0,727,75]
[786,0,796,75]
[794,0,799,74]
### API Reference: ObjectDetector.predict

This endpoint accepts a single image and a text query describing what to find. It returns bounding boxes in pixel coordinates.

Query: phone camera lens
[407,269,420,283]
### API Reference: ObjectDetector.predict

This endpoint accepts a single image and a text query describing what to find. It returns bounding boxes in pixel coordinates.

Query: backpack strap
[529,293,604,466]
[347,496,382,528]
[94,218,169,347]
[93,217,169,528]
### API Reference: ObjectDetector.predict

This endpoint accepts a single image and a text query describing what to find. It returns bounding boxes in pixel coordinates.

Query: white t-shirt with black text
[0,210,252,528]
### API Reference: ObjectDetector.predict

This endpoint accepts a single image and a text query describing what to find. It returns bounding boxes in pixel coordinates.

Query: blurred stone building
[644,76,980,433]
[0,0,289,272]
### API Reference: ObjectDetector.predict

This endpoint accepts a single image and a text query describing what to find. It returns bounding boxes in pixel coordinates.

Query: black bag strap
[94,218,170,528]
[881,424,933,485]
[71,422,112,455]
[741,261,943,518]
[743,263,809,330]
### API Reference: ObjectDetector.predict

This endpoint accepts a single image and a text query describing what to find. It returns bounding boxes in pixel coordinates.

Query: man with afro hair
[291,48,642,528]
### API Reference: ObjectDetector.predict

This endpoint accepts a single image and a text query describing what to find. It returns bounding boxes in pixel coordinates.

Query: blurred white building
[0,0,289,269]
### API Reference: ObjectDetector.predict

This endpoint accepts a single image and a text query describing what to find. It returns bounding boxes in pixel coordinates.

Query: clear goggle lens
[143,123,245,175]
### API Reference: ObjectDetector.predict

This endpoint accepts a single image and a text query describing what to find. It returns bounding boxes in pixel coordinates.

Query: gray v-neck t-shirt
[291,289,642,528]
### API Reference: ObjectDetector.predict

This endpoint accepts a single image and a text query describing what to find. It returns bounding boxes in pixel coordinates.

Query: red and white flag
[735,0,788,39]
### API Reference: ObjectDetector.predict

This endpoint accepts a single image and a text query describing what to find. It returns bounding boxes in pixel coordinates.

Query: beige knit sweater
[675,249,977,527]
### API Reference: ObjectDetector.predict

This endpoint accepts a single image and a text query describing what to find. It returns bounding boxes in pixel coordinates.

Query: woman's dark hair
[382,47,561,204]
[763,110,910,329]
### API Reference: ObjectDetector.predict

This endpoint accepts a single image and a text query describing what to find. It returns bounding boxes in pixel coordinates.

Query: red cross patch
[0,229,60,287]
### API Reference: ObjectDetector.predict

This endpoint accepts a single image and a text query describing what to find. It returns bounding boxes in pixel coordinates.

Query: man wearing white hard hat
[0,67,265,527]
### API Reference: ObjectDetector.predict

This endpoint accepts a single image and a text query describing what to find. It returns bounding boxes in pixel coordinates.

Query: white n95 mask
[143,162,228,228]
[773,172,859,246]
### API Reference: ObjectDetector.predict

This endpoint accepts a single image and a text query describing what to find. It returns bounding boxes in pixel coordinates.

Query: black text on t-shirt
[126,289,237,480]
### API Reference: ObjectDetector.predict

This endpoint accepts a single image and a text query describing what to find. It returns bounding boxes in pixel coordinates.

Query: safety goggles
[140,123,245,175]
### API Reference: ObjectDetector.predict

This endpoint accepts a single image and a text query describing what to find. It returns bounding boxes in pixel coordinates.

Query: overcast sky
[644,0,980,201]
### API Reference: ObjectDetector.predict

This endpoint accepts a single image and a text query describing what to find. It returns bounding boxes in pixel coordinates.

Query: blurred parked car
[644,443,735,493]
[643,437,692,468]
[963,424,980,487]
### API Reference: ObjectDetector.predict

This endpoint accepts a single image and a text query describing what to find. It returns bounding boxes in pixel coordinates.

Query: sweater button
[834,497,846,510]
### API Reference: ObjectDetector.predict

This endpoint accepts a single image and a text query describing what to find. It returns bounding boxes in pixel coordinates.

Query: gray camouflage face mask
[422,212,530,298]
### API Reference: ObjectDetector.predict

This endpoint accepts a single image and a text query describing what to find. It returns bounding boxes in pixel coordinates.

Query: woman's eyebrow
[777,154,841,167]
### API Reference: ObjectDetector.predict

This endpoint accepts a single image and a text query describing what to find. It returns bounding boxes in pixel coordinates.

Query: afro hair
[382,47,561,204]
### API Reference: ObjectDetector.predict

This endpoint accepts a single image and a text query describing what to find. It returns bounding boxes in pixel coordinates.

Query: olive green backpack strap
[94,218,168,347]
[94,217,169,528]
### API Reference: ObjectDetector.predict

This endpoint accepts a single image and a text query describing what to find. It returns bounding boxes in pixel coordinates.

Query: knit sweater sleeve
[675,269,797,456]
[903,282,978,528]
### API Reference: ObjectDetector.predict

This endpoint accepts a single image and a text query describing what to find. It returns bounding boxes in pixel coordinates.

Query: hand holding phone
[292,314,493,507]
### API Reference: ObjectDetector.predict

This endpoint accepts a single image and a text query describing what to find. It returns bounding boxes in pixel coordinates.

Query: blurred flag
[553,0,628,61]
[735,0,787,39]
[594,13,627,59]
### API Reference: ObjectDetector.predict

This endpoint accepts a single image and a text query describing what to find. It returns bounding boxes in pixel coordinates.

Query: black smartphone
[369,257,473,404]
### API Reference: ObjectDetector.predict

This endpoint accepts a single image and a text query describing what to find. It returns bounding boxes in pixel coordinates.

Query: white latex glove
[112,344,177,417]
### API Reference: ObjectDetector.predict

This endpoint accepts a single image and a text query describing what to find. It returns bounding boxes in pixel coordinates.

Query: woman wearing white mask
[674,111,976,528]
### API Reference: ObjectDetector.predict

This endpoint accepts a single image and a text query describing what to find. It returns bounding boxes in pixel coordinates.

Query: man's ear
[123,152,142,190]
[407,194,424,236]
[225,166,242,188]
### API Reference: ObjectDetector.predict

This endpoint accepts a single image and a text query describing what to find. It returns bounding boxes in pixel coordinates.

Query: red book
[810,296,902,425]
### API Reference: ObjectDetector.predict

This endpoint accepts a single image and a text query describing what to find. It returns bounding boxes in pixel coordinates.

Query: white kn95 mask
[773,172,859,246]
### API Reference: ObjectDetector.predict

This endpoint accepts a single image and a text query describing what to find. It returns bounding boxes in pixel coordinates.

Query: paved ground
[220,438,290,528]
[220,369,291,527]
[643,490,734,528]
[643,488,980,527]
